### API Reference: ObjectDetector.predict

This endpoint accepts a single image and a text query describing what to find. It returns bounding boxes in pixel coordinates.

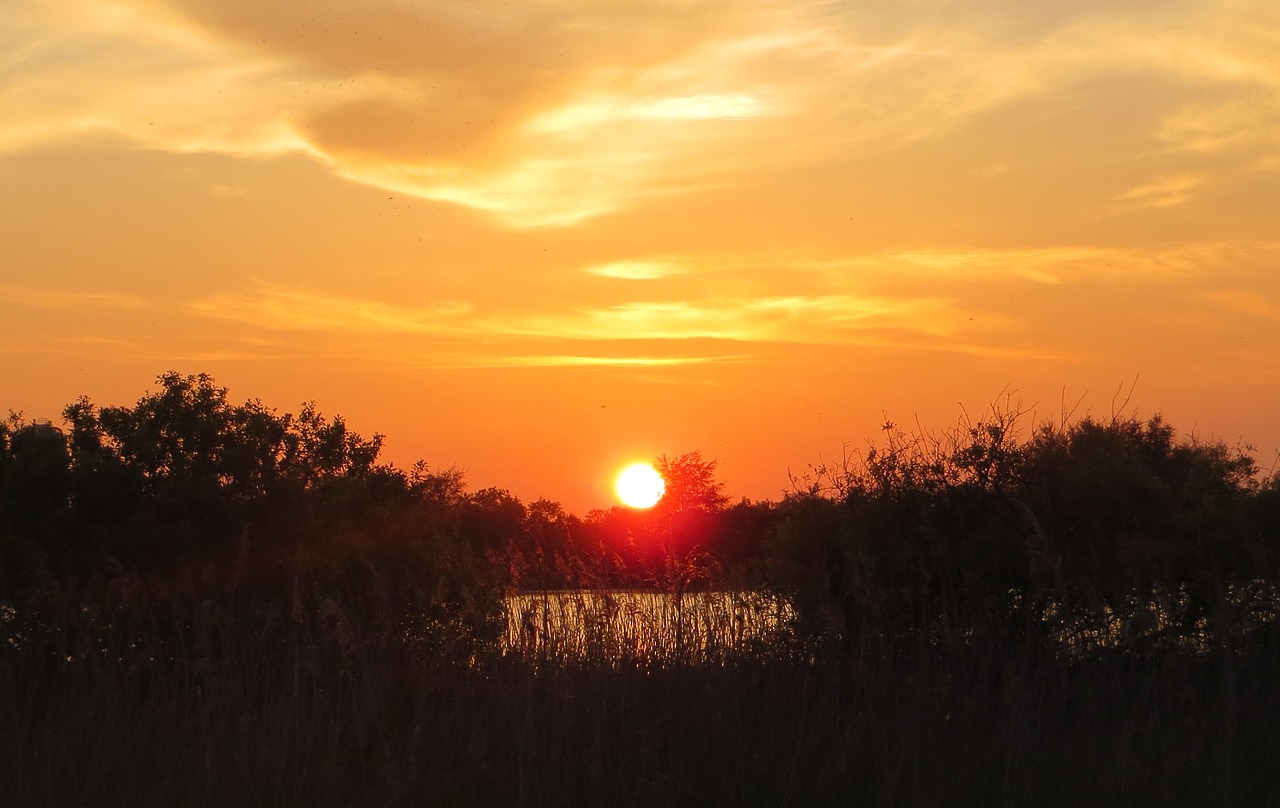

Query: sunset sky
[2,0,1278,512]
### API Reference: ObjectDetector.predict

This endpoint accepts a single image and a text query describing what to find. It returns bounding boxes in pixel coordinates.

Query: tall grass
[4,578,1278,807]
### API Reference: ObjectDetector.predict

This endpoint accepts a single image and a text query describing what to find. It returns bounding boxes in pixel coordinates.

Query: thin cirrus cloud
[409,353,752,370]
[826,243,1276,284]
[189,285,473,335]
[190,283,963,347]
[4,0,1275,228]
[1197,290,1280,324]
[1159,99,1280,159]
[581,258,691,280]
[587,242,1280,288]
[0,285,142,310]
[507,296,963,343]
[1110,173,1208,212]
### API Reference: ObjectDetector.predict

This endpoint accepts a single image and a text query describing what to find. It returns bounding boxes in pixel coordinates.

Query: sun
[615,462,665,509]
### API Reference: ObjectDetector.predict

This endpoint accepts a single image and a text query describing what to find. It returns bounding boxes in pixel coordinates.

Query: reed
[4,577,1278,807]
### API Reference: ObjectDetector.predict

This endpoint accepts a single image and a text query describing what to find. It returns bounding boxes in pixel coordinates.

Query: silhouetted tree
[1,417,74,588]
[408,460,466,504]
[491,498,582,589]
[654,451,729,514]
[460,487,527,556]
[1,418,71,529]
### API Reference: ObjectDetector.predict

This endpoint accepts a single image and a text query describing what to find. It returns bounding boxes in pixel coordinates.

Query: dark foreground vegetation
[2,373,1279,806]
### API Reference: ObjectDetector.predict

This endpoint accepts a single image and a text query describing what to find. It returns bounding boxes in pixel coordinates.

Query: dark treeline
[3,372,1278,653]
[3,373,1280,806]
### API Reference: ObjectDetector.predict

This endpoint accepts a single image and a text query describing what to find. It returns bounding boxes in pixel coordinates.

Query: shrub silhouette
[771,403,1275,655]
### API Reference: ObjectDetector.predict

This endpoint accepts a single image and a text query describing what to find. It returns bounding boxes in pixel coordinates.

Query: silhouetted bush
[768,401,1277,658]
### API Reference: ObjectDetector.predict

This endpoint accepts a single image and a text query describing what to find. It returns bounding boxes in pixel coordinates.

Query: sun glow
[615,462,665,509]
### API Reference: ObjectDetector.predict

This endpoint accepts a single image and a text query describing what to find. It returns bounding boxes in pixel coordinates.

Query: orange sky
[2,0,1279,513]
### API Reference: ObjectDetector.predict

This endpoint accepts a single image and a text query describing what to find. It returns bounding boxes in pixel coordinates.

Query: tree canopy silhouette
[655,451,729,514]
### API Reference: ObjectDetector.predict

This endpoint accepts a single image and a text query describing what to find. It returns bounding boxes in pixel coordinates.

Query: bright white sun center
[616,463,665,509]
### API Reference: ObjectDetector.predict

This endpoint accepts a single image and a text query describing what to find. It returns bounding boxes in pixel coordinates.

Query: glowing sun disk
[616,463,665,509]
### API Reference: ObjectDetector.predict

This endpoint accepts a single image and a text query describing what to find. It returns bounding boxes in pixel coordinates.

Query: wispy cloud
[191,282,964,347]
[581,258,689,280]
[0,285,142,310]
[529,92,770,133]
[1160,99,1280,157]
[900,243,1261,282]
[191,285,472,334]
[431,353,749,369]
[1111,173,1208,212]
[699,242,1280,285]
[513,295,962,343]
[1198,289,1280,323]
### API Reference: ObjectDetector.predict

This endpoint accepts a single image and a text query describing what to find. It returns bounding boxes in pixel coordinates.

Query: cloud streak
[511,296,961,343]
[0,285,142,310]
[580,242,1280,288]
[191,283,963,347]
[582,258,693,280]
[1111,173,1208,212]
[422,353,751,370]
[829,243,1280,284]
[190,285,472,334]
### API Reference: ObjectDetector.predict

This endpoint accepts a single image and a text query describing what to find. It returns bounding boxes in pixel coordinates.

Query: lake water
[503,590,796,662]
[502,580,1280,661]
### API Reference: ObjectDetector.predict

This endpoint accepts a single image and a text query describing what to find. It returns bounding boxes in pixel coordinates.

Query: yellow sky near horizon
[2,0,1279,511]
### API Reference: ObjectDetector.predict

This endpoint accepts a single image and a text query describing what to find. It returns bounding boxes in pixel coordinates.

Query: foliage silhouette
[770,400,1277,657]
[654,450,729,514]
